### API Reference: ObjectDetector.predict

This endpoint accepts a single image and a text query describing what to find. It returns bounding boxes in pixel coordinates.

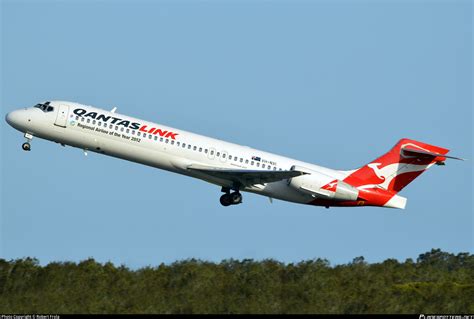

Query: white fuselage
[6,101,350,205]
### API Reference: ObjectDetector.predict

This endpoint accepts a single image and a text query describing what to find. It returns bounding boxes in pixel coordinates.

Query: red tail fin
[343,138,450,193]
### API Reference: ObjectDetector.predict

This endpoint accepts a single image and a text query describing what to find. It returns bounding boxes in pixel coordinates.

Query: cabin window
[115,126,119,131]
[165,139,169,144]
[279,168,283,171]
[182,143,186,148]
[132,130,135,135]
[210,150,214,155]
[240,158,243,163]
[171,140,175,145]
[121,127,125,132]
[234,156,238,161]
[137,132,141,137]
[222,153,226,158]
[126,129,130,134]
[245,159,249,164]
[154,136,158,141]
[86,118,90,123]
[199,147,202,152]
[76,116,80,121]
[251,161,254,166]
[92,120,96,125]
[109,124,113,129]
[217,152,220,157]
[273,167,277,170]
[160,137,164,142]
[149,134,152,139]
[257,163,260,167]
[188,145,191,150]
[177,142,180,146]
[193,146,197,151]
[262,164,266,169]
[205,149,208,154]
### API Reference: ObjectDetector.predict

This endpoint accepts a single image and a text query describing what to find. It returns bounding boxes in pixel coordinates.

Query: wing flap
[187,164,307,187]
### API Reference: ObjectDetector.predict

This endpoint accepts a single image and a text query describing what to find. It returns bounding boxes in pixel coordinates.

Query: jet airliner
[5,101,463,208]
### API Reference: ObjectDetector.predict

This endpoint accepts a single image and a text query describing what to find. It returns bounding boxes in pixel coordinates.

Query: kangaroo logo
[321,180,338,192]
[367,163,386,182]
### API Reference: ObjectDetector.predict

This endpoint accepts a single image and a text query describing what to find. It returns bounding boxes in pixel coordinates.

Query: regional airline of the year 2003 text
[5,101,464,208]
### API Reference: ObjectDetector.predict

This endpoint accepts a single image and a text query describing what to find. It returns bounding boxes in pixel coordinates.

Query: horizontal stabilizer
[401,146,465,161]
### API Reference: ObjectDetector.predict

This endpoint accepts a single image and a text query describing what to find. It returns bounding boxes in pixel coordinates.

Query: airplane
[5,101,464,208]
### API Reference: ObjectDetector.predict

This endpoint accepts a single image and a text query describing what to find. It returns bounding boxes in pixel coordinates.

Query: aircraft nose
[5,110,19,126]
[5,109,27,131]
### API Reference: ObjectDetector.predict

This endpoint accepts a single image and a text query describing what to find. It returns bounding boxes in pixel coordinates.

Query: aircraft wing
[187,164,307,187]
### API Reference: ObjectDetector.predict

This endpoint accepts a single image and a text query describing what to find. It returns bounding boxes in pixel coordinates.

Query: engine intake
[288,165,359,201]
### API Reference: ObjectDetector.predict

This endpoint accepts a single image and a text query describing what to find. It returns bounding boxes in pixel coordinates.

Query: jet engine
[288,165,359,201]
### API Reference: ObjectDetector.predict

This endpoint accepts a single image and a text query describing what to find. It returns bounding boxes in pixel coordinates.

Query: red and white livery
[5,101,464,208]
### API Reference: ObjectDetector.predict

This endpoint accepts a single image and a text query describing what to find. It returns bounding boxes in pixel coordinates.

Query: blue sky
[1,0,472,268]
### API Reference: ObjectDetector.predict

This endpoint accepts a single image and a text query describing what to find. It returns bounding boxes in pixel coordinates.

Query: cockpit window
[34,101,54,112]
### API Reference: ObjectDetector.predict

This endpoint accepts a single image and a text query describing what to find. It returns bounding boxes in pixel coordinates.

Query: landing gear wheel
[230,192,242,205]
[220,194,232,207]
[22,142,31,151]
[219,191,243,206]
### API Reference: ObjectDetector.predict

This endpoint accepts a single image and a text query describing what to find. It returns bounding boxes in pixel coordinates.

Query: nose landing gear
[22,142,31,151]
[22,133,34,151]
[220,187,243,207]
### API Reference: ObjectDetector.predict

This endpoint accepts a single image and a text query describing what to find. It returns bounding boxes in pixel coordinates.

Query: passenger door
[54,104,69,128]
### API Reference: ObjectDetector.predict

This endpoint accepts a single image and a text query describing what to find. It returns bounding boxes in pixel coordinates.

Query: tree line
[0,249,472,314]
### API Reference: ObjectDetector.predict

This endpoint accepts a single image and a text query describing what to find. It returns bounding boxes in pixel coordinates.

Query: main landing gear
[22,133,33,151]
[220,187,243,207]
